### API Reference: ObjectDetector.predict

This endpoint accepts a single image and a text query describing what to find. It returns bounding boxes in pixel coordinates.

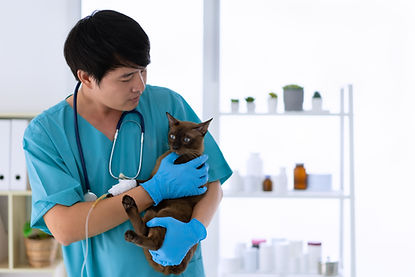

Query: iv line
[81,194,108,277]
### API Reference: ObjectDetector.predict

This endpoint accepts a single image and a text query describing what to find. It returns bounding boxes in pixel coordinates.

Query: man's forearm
[191,180,223,227]
[44,185,153,246]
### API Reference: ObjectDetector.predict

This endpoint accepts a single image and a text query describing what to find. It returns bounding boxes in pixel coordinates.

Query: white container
[307,174,332,191]
[246,102,256,113]
[246,153,263,177]
[221,257,242,274]
[231,101,240,113]
[243,176,260,192]
[312,97,323,112]
[259,243,274,272]
[228,170,243,192]
[273,241,289,274]
[243,247,258,272]
[234,242,247,259]
[267,97,278,113]
[288,240,303,273]
[276,167,288,193]
[307,242,322,274]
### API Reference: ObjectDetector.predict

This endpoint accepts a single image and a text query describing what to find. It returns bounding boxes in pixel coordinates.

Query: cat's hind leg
[122,195,148,235]
[124,229,163,250]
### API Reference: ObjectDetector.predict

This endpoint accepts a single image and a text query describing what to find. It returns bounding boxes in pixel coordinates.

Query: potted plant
[283,84,304,111]
[245,97,256,113]
[312,91,322,112]
[230,99,240,113]
[267,92,278,113]
[23,221,58,268]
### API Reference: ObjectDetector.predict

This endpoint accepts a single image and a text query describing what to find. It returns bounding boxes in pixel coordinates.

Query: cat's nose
[172,145,179,150]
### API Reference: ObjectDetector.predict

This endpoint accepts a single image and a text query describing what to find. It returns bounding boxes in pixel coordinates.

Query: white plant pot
[312,98,322,112]
[246,102,256,113]
[267,98,278,113]
[231,102,240,113]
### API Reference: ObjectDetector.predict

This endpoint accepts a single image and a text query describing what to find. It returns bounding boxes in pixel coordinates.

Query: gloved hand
[146,217,207,266]
[141,152,209,206]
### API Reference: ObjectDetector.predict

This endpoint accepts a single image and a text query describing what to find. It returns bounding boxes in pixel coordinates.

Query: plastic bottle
[262,175,273,191]
[307,241,322,274]
[245,153,263,192]
[294,163,307,190]
[277,167,288,193]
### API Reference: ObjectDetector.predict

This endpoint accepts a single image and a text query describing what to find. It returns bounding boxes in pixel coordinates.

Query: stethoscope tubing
[73,81,145,194]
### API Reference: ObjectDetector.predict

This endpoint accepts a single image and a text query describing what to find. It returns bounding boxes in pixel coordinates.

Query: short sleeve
[23,120,84,234]
[170,92,233,185]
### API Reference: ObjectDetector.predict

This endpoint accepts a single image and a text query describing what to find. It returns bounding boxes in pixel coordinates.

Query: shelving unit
[0,114,63,276]
[212,85,355,277]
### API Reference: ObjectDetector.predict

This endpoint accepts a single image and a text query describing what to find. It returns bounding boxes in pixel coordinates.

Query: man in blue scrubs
[23,10,232,277]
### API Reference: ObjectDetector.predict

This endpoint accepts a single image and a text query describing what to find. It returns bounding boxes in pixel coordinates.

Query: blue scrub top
[23,85,232,277]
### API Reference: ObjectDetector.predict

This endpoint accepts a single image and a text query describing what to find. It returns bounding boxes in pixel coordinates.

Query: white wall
[0,1,80,277]
[0,0,80,114]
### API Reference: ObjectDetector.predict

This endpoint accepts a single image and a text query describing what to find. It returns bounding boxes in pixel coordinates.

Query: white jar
[307,241,322,274]
[246,153,263,177]
[243,247,258,272]
[259,243,274,272]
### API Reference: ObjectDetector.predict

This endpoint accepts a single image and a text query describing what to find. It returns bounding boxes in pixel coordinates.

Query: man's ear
[77,70,95,89]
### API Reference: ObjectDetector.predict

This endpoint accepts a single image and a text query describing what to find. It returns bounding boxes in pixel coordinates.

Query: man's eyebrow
[120,67,146,78]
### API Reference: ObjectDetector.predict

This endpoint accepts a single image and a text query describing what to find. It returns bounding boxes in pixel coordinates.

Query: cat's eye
[183,137,191,143]
[169,134,176,140]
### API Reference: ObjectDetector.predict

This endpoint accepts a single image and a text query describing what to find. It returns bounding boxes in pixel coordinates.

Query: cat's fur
[122,112,212,275]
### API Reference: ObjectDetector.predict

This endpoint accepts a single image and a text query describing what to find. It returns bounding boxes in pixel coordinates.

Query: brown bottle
[262,175,273,191]
[294,163,307,190]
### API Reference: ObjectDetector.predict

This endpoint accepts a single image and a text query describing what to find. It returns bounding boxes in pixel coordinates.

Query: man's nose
[132,72,145,92]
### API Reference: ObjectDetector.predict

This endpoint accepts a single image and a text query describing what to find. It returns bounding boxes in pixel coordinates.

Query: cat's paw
[124,230,137,242]
[122,195,137,210]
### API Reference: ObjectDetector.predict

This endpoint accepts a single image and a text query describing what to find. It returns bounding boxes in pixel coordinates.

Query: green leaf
[283,84,303,90]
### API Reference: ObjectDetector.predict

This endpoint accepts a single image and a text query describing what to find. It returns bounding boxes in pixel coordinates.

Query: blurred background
[1,0,414,277]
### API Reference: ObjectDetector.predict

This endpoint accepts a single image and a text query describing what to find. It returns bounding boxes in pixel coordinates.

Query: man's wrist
[140,177,161,206]
[190,218,207,242]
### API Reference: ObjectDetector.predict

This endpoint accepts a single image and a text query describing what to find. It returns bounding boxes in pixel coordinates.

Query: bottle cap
[252,239,266,246]
[307,241,322,246]
[296,163,304,167]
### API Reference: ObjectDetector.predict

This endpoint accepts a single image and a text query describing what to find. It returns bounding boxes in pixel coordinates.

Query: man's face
[92,66,147,111]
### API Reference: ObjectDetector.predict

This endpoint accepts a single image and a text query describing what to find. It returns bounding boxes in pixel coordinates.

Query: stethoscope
[73,81,145,201]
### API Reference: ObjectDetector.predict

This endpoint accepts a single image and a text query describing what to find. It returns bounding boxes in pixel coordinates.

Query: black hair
[64,10,150,84]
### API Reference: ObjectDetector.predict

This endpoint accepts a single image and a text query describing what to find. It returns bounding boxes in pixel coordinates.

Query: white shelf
[222,273,341,277]
[0,114,37,120]
[0,190,32,196]
[220,111,347,117]
[223,190,350,199]
[0,260,63,273]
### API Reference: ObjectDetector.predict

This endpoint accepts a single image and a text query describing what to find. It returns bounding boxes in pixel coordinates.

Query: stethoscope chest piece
[84,191,98,202]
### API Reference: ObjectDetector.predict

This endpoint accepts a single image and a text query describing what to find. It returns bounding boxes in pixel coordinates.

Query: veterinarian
[23,10,232,277]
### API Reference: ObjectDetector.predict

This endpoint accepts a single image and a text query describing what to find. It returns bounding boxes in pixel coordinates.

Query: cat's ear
[166,112,180,127]
[195,118,213,136]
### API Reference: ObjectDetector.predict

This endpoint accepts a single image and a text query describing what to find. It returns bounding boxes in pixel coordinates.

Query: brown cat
[122,112,212,275]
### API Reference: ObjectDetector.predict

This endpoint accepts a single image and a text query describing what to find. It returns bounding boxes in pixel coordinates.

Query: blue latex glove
[146,217,207,266]
[141,152,209,206]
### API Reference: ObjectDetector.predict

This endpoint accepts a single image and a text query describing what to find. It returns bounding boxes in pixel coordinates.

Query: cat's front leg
[122,195,148,235]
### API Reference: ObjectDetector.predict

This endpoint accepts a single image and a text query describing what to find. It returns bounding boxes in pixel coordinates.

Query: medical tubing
[81,194,108,277]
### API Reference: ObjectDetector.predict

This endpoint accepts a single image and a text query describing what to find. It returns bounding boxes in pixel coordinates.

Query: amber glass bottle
[262,175,273,191]
[294,163,307,190]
